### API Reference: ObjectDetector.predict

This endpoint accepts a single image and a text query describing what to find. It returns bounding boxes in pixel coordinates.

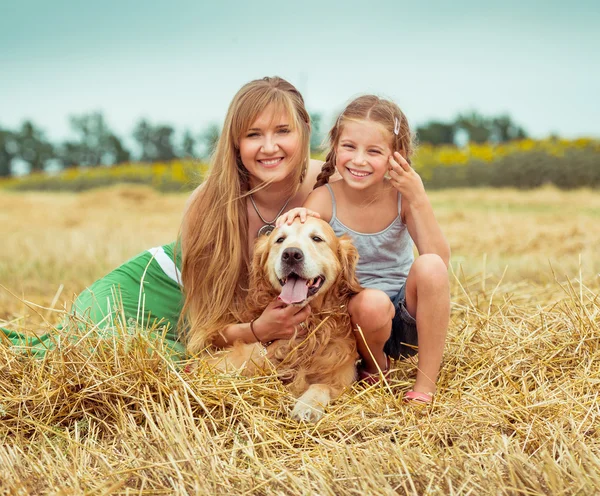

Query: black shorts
[383,283,419,359]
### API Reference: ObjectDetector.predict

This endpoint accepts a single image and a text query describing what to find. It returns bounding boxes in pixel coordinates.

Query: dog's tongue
[279,276,308,304]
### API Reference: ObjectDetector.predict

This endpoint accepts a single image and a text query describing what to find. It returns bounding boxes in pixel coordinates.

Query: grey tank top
[326,183,414,298]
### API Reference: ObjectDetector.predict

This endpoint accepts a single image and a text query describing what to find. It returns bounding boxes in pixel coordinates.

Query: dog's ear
[249,234,272,291]
[252,234,271,274]
[337,235,363,297]
[247,234,278,314]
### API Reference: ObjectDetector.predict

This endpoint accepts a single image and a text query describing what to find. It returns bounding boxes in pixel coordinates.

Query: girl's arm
[402,196,450,267]
[276,185,334,226]
[389,152,450,267]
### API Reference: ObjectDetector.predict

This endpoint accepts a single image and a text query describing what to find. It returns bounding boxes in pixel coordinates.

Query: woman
[181,76,324,354]
[2,76,321,358]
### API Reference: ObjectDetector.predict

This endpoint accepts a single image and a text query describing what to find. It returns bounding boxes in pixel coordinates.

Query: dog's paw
[291,400,325,423]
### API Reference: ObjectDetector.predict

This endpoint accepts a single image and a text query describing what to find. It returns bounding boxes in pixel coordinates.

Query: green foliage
[180,130,197,158]
[13,121,54,172]
[416,112,528,146]
[2,140,598,193]
[62,112,130,167]
[0,109,531,176]
[422,145,600,190]
[0,127,15,177]
[310,112,325,153]
[133,120,177,162]
[199,123,220,159]
[0,161,207,193]
[416,121,455,145]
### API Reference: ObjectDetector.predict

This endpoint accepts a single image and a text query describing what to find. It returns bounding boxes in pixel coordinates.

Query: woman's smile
[258,157,285,168]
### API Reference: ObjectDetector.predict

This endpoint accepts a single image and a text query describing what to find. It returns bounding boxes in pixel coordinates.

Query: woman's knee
[349,289,394,331]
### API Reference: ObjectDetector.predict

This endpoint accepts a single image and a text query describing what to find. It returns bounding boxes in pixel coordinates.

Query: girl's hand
[252,298,311,342]
[388,152,427,206]
[275,207,321,227]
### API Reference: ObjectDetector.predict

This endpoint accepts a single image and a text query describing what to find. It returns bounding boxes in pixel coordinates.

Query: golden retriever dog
[208,217,362,422]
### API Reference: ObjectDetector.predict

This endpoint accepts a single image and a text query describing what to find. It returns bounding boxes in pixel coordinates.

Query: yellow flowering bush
[1,160,209,192]
[413,138,599,177]
[412,137,600,189]
[1,138,598,191]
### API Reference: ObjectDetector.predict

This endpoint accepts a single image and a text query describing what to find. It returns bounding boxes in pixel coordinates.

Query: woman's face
[239,104,301,186]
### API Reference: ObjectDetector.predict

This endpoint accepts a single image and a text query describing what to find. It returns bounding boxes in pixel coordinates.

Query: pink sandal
[404,391,434,404]
[358,355,391,385]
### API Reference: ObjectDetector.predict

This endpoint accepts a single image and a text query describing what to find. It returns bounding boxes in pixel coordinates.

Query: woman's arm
[212,299,312,347]
[183,182,205,217]
[212,321,257,348]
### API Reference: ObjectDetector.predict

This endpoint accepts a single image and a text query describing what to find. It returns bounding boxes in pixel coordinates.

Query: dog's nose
[282,247,304,264]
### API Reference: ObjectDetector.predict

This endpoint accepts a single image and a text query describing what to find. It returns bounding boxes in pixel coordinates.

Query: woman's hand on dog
[276,208,320,227]
[253,299,311,341]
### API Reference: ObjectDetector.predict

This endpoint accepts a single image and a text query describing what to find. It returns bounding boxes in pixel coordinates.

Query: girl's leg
[404,254,450,394]
[348,288,395,373]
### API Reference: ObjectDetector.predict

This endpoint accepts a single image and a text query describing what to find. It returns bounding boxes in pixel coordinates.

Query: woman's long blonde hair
[180,76,311,353]
[314,95,415,188]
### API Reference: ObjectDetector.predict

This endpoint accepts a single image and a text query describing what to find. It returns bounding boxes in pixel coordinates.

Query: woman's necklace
[250,194,293,237]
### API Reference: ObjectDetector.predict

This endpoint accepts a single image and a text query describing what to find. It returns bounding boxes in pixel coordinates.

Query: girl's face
[239,104,301,187]
[335,119,393,191]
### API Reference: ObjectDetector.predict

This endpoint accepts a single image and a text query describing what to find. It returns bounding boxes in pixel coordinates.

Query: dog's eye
[276,236,285,244]
[312,236,323,242]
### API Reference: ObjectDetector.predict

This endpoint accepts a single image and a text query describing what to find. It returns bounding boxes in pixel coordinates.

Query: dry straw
[1,186,599,494]
[1,267,599,495]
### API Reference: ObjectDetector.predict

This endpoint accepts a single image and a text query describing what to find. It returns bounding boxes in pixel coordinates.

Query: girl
[3,76,322,357]
[277,95,450,403]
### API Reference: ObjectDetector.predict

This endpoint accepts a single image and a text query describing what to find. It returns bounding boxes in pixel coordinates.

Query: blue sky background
[1,0,599,144]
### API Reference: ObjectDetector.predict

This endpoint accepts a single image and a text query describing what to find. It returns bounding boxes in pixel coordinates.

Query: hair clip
[394,117,400,136]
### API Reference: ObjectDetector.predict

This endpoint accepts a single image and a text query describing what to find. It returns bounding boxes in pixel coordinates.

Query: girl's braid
[313,148,337,189]
[313,122,340,189]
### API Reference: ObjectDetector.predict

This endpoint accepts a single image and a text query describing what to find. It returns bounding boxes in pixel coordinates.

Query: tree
[104,133,131,164]
[455,112,528,144]
[180,130,196,158]
[133,119,177,162]
[153,125,176,161]
[310,112,326,153]
[455,112,491,144]
[489,115,527,142]
[416,121,455,145]
[61,112,130,167]
[132,120,153,162]
[0,128,17,177]
[199,123,220,159]
[417,112,528,146]
[12,121,55,172]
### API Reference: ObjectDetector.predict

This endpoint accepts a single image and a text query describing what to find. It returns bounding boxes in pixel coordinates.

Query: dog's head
[250,217,362,308]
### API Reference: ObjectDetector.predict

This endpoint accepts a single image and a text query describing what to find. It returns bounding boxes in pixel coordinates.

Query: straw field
[1,185,599,494]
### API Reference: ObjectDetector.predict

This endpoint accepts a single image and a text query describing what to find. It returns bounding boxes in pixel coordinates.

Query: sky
[1,0,599,145]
